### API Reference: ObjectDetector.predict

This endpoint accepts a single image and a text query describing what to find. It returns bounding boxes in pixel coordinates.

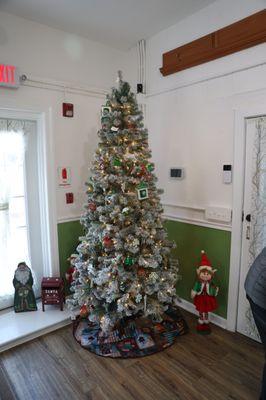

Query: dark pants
[247,297,266,400]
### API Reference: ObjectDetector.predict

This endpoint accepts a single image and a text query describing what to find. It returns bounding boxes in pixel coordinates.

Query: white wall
[0,11,137,89]
[145,0,266,225]
[0,11,137,222]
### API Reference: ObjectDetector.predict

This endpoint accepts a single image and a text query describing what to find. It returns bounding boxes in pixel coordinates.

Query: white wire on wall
[137,39,146,94]
[21,75,107,99]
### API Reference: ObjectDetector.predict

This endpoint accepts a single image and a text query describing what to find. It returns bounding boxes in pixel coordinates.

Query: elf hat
[197,250,217,273]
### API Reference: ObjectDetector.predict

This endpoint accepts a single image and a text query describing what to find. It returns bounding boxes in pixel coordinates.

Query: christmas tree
[68,73,181,335]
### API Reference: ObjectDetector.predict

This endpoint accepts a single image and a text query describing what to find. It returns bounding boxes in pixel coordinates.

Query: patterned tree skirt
[73,307,188,358]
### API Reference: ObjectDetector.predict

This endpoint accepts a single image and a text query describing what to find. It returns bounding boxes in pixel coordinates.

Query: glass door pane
[0,128,30,310]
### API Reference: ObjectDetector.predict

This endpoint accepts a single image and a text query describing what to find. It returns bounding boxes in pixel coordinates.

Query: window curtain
[246,116,266,339]
[0,118,36,310]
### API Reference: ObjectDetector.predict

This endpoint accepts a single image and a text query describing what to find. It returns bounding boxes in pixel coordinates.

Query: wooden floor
[0,311,264,400]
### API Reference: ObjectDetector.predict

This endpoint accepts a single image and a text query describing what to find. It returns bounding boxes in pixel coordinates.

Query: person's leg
[248,297,266,400]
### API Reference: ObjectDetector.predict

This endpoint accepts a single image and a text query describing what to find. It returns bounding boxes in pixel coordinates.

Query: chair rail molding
[57,215,81,224]
[162,202,232,231]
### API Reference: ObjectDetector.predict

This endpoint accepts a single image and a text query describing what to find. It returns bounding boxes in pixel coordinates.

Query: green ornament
[118,265,124,273]
[147,163,154,172]
[113,158,122,167]
[137,182,148,190]
[101,116,110,124]
[124,256,134,266]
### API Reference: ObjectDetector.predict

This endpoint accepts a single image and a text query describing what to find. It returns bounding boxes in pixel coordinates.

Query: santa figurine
[191,250,219,334]
[13,262,37,312]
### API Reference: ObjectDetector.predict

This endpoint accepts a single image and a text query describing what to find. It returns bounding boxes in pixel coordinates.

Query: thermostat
[223,164,232,184]
[170,168,184,180]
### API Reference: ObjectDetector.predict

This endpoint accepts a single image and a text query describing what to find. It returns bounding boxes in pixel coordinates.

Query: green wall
[58,219,231,319]
[57,220,84,281]
[164,220,231,319]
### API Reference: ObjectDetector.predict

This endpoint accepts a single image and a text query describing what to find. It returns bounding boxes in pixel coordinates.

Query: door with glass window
[237,116,266,340]
[0,118,43,310]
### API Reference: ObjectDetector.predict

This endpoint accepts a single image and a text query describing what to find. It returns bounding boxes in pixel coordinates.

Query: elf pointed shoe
[197,322,211,334]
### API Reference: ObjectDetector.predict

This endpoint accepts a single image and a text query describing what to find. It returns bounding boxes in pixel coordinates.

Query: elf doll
[191,250,219,333]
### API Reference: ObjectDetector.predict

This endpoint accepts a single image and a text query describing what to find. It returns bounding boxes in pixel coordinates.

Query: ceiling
[0,0,217,50]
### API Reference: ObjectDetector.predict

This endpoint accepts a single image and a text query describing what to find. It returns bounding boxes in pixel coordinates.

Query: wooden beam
[160,10,266,76]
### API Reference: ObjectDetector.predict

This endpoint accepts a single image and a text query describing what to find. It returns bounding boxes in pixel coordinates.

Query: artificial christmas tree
[68,72,187,357]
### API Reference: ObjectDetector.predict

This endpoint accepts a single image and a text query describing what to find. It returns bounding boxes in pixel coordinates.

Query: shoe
[196,322,211,335]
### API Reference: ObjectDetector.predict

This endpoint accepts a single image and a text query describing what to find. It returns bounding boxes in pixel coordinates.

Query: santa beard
[15,267,30,285]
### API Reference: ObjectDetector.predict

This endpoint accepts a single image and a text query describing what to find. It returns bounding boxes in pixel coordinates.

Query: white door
[0,118,44,309]
[237,116,266,341]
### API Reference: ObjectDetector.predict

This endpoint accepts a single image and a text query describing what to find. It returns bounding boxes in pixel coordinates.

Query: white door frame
[0,106,59,277]
[227,105,266,331]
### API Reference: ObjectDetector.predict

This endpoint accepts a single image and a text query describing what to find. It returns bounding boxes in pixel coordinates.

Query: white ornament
[135,293,142,303]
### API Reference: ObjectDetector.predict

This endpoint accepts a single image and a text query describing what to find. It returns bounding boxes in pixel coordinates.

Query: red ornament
[88,202,97,211]
[103,236,113,248]
[137,267,146,277]
[80,304,89,318]
[65,266,75,283]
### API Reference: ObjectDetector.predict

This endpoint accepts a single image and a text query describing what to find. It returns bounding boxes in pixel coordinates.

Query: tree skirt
[73,307,188,358]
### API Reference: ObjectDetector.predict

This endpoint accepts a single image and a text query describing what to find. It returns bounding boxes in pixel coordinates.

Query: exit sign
[0,64,20,88]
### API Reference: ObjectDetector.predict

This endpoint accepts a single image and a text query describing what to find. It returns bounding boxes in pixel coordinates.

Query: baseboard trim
[178,297,228,330]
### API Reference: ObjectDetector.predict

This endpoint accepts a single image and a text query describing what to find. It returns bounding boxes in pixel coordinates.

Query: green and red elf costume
[191,251,219,333]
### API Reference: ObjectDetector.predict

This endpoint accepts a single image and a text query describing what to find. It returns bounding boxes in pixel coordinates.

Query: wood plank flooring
[0,311,264,400]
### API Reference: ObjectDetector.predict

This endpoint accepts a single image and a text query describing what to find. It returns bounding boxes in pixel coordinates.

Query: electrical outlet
[205,207,232,223]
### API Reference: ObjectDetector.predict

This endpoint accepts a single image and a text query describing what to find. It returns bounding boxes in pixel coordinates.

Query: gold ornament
[87,183,93,193]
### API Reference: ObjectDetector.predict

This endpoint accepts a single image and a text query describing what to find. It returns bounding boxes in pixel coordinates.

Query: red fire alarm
[66,193,74,204]
[62,103,74,117]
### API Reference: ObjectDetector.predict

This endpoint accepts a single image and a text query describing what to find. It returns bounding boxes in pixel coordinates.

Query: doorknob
[246,214,251,222]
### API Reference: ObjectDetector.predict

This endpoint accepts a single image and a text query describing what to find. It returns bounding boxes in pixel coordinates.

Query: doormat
[73,307,188,358]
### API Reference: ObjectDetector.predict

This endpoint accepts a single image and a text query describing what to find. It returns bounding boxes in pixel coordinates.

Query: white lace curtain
[246,116,266,339]
[0,119,34,310]
[249,117,266,258]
